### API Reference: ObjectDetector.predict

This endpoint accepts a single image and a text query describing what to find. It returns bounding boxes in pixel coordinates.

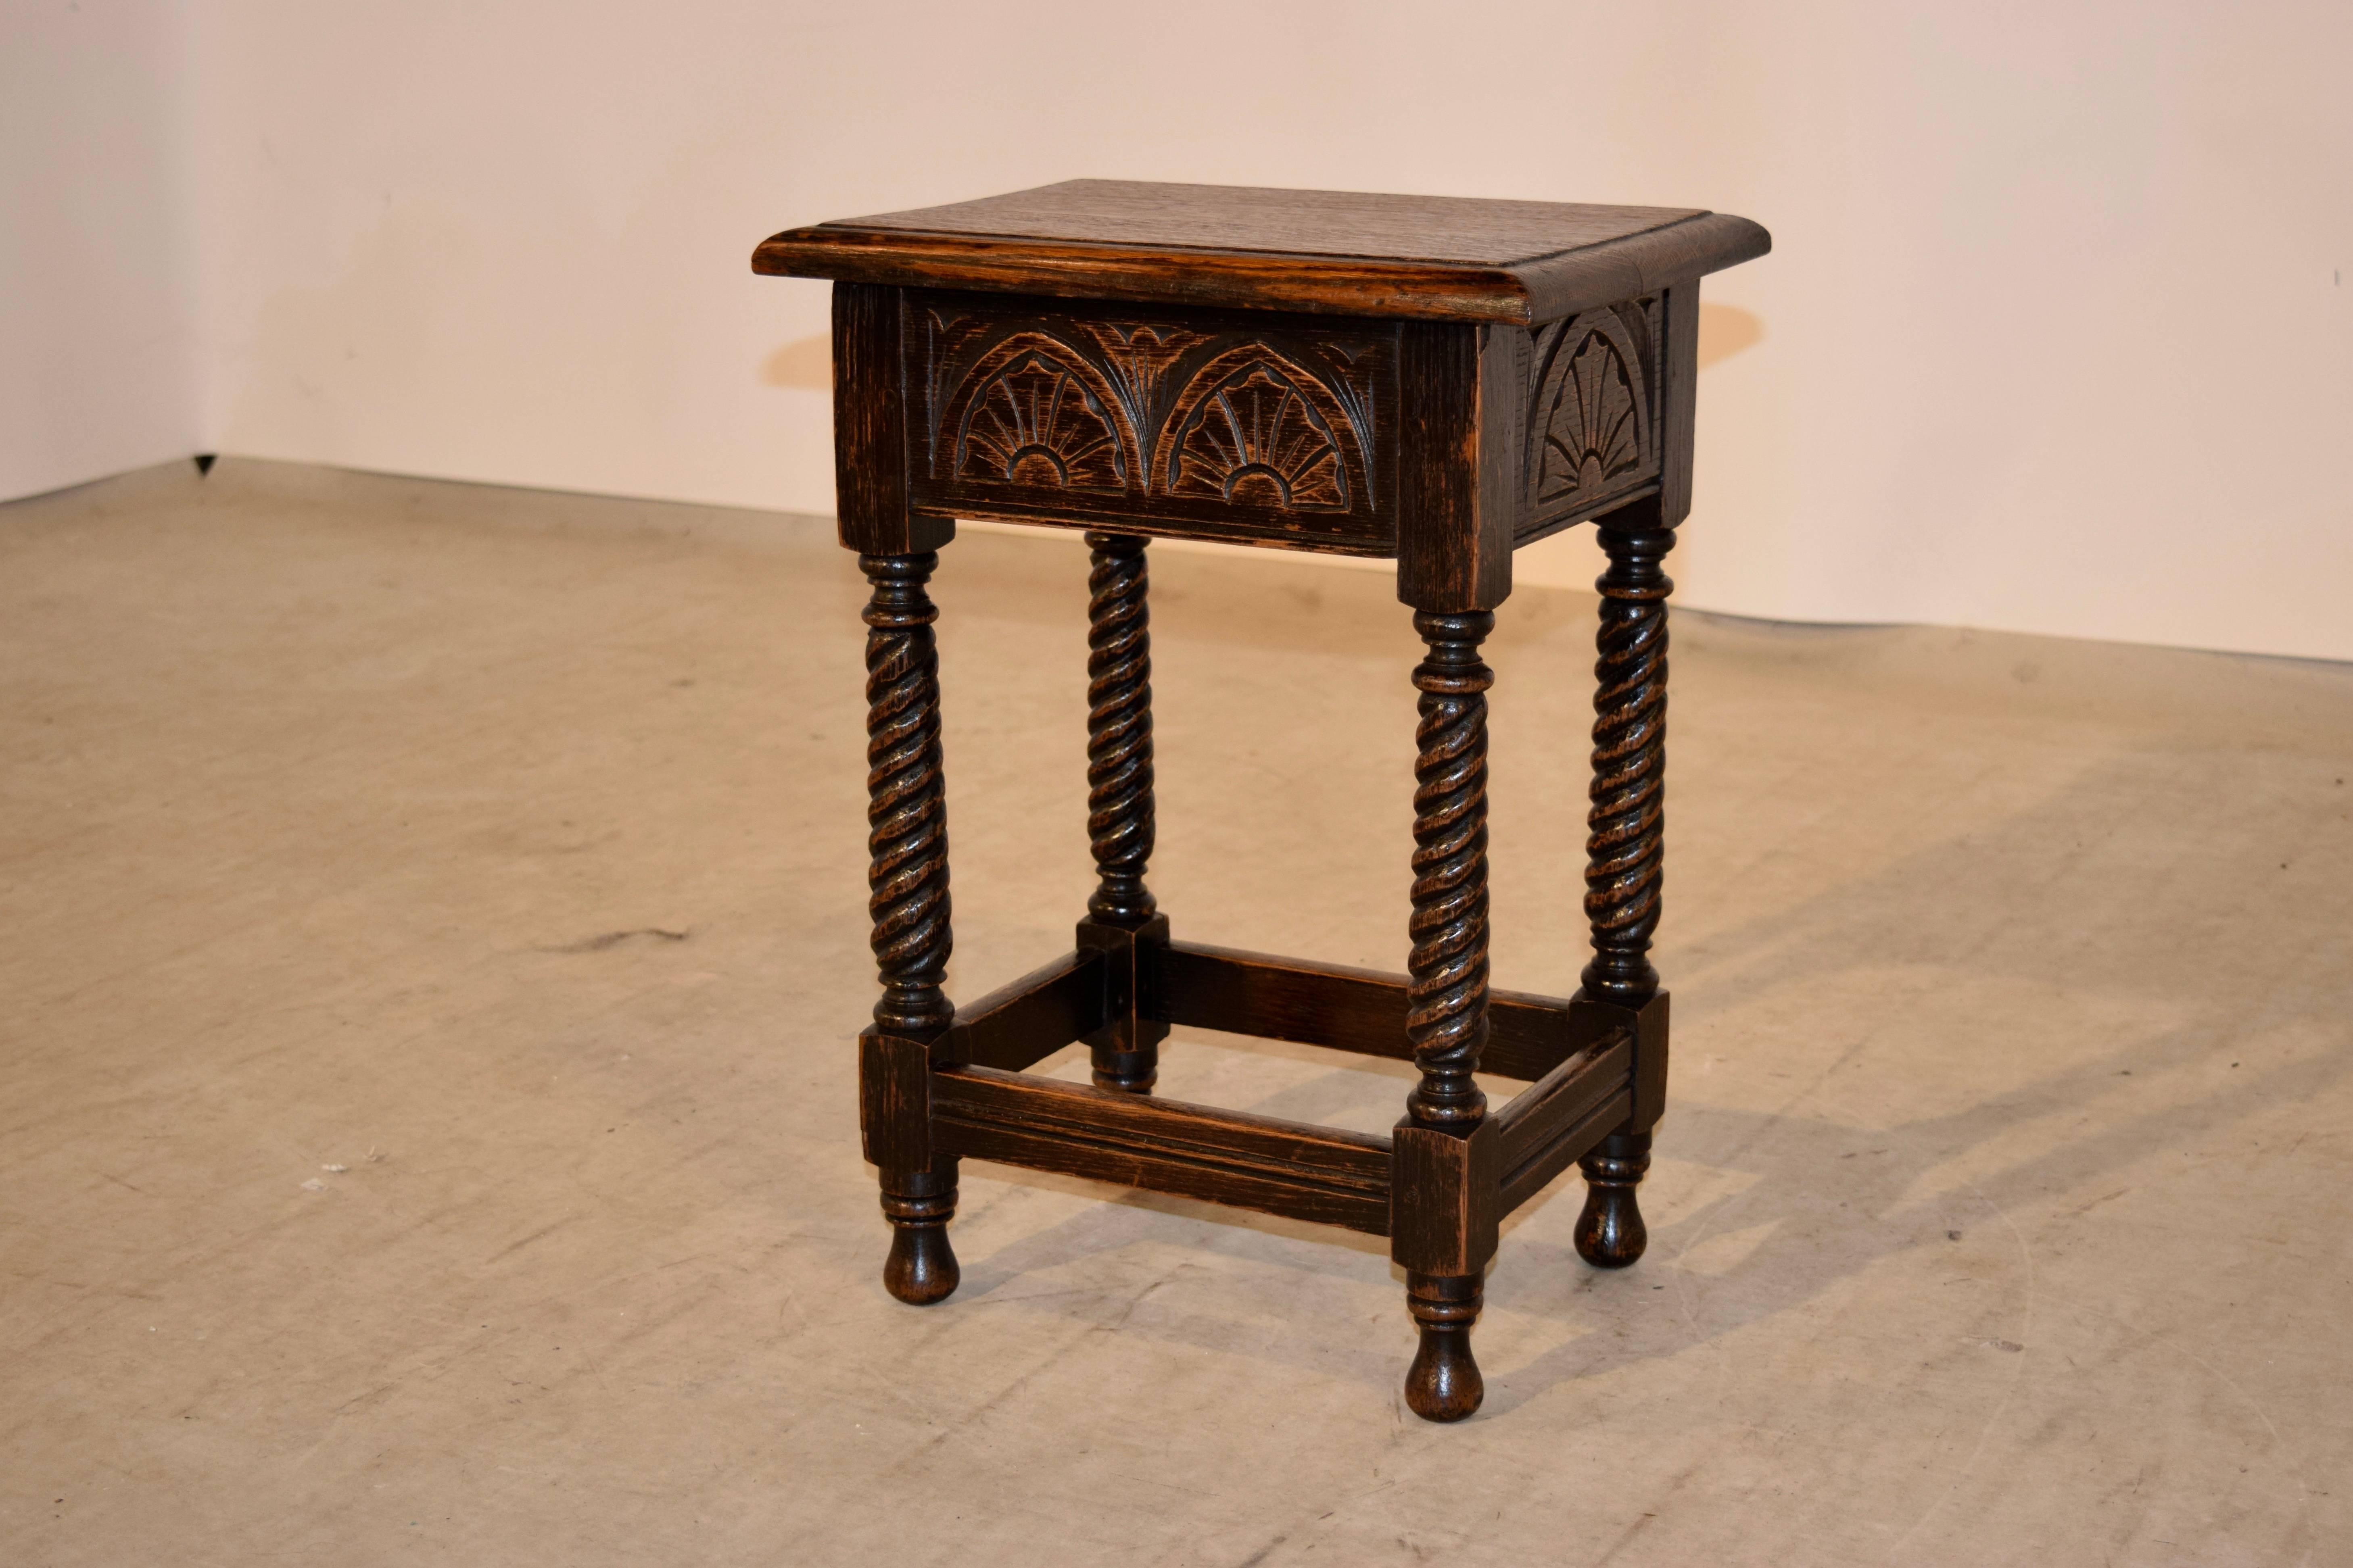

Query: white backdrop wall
[1,0,203,500]
[13,2,2353,659]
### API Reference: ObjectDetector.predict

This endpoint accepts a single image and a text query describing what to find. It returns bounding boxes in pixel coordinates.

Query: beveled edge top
[752,179,1769,323]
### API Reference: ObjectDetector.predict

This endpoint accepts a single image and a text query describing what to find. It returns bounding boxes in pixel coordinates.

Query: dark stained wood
[833,286,952,555]
[932,1065,1392,1234]
[1472,325,1528,595]
[859,550,962,1303]
[1582,525,1673,1005]
[823,261,1726,569]
[1503,1088,1633,1218]
[879,1165,960,1305]
[1570,989,1672,1130]
[1395,326,1519,609]
[1082,534,1160,925]
[757,180,1770,325]
[943,948,1105,1072]
[860,553,955,1037]
[1632,991,1670,1128]
[1393,1118,1499,1422]
[1077,536,1167,1091]
[1514,296,1666,547]
[1654,281,1703,527]
[1078,915,1169,1093]
[1492,1031,1633,1189]
[859,1034,960,1303]
[1389,1120,1499,1276]
[1574,1130,1653,1269]
[858,1030,935,1174]
[1402,608,1496,1126]
[906,290,1399,554]
[1154,941,1586,1083]
[812,181,1705,264]
[1567,516,1679,1277]
[1402,1271,1483,1421]
[796,177,1765,1419]
[1562,984,1668,1275]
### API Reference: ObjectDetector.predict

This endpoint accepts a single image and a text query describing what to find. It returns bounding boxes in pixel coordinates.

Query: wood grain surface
[905,290,1399,552]
[1155,940,1593,1083]
[758,179,1769,324]
[812,177,1752,1415]
[932,1063,1393,1234]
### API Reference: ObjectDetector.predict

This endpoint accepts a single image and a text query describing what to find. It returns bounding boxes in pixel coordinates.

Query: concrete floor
[3,460,2348,1566]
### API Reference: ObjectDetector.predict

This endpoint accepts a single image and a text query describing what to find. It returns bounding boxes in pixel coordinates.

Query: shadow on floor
[901,740,2353,1411]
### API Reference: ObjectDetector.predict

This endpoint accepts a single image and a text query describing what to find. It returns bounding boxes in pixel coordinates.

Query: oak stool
[753,181,1770,1421]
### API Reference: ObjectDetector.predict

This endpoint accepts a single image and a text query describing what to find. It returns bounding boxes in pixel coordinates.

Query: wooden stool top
[754,179,1768,324]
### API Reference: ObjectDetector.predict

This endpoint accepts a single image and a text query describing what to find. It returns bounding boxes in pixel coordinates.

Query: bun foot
[1574,1131,1651,1269]
[1403,1273,1484,1422]
[881,1177,959,1305]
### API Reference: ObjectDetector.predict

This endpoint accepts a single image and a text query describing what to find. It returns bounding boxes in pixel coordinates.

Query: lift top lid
[753,179,1769,324]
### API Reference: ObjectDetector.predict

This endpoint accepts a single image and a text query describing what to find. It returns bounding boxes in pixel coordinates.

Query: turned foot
[1574,1130,1651,1269]
[880,1173,959,1304]
[1090,1050,1157,1095]
[1403,1272,1484,1422]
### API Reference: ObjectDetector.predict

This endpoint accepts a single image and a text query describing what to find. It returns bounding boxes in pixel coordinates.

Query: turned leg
[1395,609,1498,1422]
[1575,523,1673,1269]
[1078,532,1169,1094]
[1083,532,1157,930]
[1406,609,1494,1127]
[860,551,960,1303]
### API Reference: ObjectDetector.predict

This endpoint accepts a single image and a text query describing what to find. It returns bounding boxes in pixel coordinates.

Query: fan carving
[954,348,1127,491]
[1167,361,1347,510]
[1532,315,1649,509]
[914,297,1391,542]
